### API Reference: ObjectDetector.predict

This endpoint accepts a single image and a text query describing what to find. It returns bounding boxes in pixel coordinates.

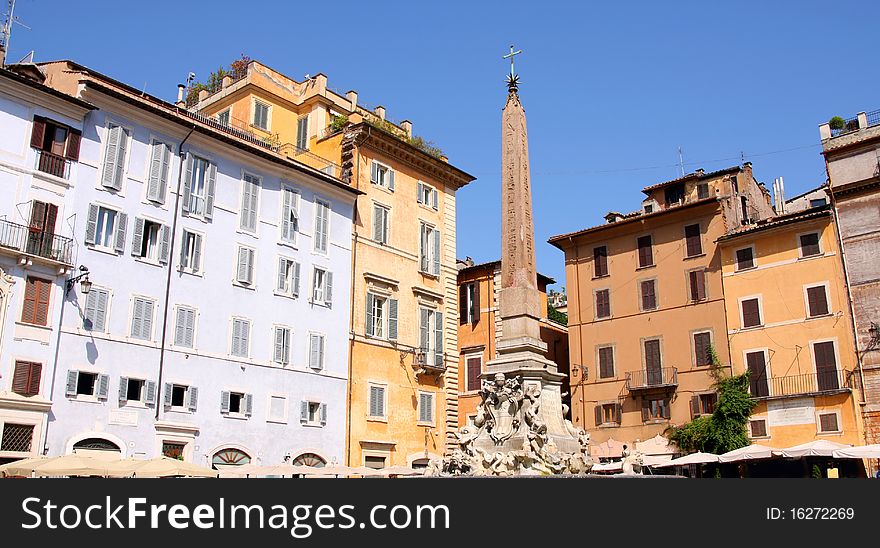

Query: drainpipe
[42,273,71,455]
[154,125,196,420]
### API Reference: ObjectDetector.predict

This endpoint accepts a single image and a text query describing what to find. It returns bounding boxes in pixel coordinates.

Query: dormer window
[664,183,685,206]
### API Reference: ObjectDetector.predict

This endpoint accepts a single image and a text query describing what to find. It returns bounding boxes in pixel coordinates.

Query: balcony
[0,219,74,267]
[34,150,71,180]
[626,367,678,391]
[750,369,857,399]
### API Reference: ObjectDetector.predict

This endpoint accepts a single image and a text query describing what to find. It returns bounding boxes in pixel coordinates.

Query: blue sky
[8,0,879,289]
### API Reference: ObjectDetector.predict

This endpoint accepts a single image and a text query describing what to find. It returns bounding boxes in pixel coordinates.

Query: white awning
[651,452,719,467]
[832,444,880,459]
[777,440,851,458]
[718,444,777,462]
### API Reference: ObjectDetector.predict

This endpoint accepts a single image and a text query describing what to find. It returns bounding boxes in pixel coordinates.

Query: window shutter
[417,181,424,203]
[365,293,375,336]
[118,377,129,402]
[12,361,34,395]
[142,300,154,340]
[694,332,711,366]
[373,205,383,242]
[145,381,157,407]
[92,289,107,332]
[159,225,170,264]
[420,224,429,272]
[419,394,428,423]
[97,374,110,401]
[131,217,145,257]
[220,391,230,414]
[244,393,253,417]
[369,387,378,417]
[147,142,163,201]
[594,405,602,426]
[277,258,288,293]
[292,262,300,297]
[663,399,671,419]
[85,204,99,245]
[192,234,202,273]
[231,320,241,356]
[614,403,622,424]
[101,124,121,189]
[30,117,46,148]
[131,298,144,338]
[21,277,37,324]
[472,282,481,324]
[309,335,320,369]
[34,278,51,326]
[690,395,700,419]
[807,286,829,317]
[65,370,79,397]
[388,298,398,341]
[163,383,173,407]
[432,188,439,209]
[459,284,468,325]
[204,162,217,220]
[641,400,650,422]
[184,309,195,348]
[742,299,760,327]
[237,247,249,284]
[388,169,395,191]
[371,161,379,184]
[240,176,253,231]
[248,177,259,230]
[434,311,444,367]
[274,327,286,364]
[240,321,250,357]
[113,127,128,190]
[685,224,702,256]
[324,271,333,306]
[432,229,441,275]
[182,153,193,214]
[114,212,127,254]
[186,386,198,412]
[65,129,82,161]
[159,143,170,203]
[638,235,653,267]
[282,189,293,241]
[175,308,186,346]
[246,249,255,284]
[419,308,430,353]
[320,403,327,425]
[301,400,309,422]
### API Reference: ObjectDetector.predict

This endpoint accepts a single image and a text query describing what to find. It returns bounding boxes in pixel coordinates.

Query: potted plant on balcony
[828,116,845,131]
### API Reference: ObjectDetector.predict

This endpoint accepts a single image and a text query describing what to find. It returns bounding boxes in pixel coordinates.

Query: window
[100,122,130,190]
[21,276,51,326]
[746,351,769,397]
[25,200,58,258]
[465,355,482,391]
[419,308,444,368]
[696,183,709,200]
[217,109,230,127]
[595,402,621,426]
[86,204,126,253]
[313,198,330,253]
[296,115,308,150]
[301,401,327,426]
[740,196,750,223]
[594,289,610,319]
[418,392,435,424]
[370,161,395,190]
[239,173,260,232]
[814,341,839,391]
[146,139,171,204]
[164,383,197,412]
[83,287,109,332]
[684,224,702,257]
[637,235,653,267]
[65,370,109,400]
[365,455,387,469]
[368,384,386,419]
[281,187,300,244]
[741,297,762,328]
[118,378,156,407]
[174,306,196,348]
[274,326,291,365]
[235,245,256,286]
[644,339,663,385]
[373,203,390,244]
[644,203,654,214]
[417,181,438,209]
[365,293,398,340]
[693,331,712,366]
[132,218,169,263]
[799,232,821,258]
[593,246,608,277]
[268,396,288,423]
[253,100,270,130]
[419,223,441,275]
[688,269,707,302]
[460,282,479,325]
[641,397,671,421]
[129,296,155,341]
[183,154,216,219]
[809,198,827,208]
[598,346,615,379]
[308,333,325,370]
[735,247,755,271]
[749,419,768,438]
[1,423,35,453]
[11,361,42,397]
[690,393,717,417]
[162,442,186,459]
[276,257,301,297]
[818,412,840,434]
[230,318,251,358]
[30,116,81,179]
[806,285,830,317]
[221,391,253,417]
[311,267,333,306]
[640,279,657,311]
[180,230,203,274]
[665,183,685,206]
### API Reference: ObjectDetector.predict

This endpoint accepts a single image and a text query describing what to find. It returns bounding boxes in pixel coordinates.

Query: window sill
[642,419,669,425]
[683,253,706,261]
[121,401,148,409]
[178,267,203,278]
[806,313,834,321]
[797,253,824,261]
[232,281,256,291]
[367,416,388,423]
[418,271,440,280]
[229,353,250,360]
[70,396,103,404]
[134,257,163,268]
[165,407,193,414]
[182,212,209,224]
[277,240,298,251]
[370,182,394,195]
[308,300,331,309]
[417,421,436,428]
[15,321,51,331]
[593,316,612,322]
[273,290,298,300]
[639,307,659,313]
[635,264,656,271]
[418,202,439,213]
[221,413,249,421]
[817,430,843,437]
[301,421,325,428]
[266,417,288,425]
[740,324,764,331]
[592,274,610,281]
[32,167,72,187]
[598,423,621,429]
[735,265,757,273]
[86,245,121,257]
[236,228,259,239]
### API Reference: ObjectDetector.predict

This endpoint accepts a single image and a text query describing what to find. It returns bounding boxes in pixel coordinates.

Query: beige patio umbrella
[348,466,386,477]
[379,465,426,477]
[651,452,719,467]
[30,454,114,477]
[718,444,777,463]
[0,456,51,477]
[301,464,351,477]
[107,456,216,478]
[778,440,851,458]
[832,444,880,459]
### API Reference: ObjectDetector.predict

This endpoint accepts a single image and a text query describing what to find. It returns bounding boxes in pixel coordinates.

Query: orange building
[455,259,569,428]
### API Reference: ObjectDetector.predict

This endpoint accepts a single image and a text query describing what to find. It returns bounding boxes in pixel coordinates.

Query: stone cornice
[0,393,52,413]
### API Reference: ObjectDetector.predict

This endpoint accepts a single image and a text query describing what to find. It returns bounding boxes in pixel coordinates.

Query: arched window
[73,438,121,452]
[212,448,251,468]
[410,458,430,470]
[291,452,326,467]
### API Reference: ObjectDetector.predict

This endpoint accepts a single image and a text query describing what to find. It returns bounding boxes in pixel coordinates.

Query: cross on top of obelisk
[503,44,522,92]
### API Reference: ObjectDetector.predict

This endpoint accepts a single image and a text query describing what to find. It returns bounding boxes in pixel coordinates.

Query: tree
[547,303,567,326]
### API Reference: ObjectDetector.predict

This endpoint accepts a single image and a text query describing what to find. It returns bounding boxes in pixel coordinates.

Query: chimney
[198,89,208,102]
[176,84,185,107]
[375,106,386,121]
[695,168,705,176]
[346,90,358,111]
[778,176,785,214]
[604,212,624,224]
[221,75,232,89]
[400,120,413,138]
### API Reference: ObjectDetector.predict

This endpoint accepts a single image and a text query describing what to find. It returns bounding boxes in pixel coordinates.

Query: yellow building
[193,60,476,467]
[718,197,864,448]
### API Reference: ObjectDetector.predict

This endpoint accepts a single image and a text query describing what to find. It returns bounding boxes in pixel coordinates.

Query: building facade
[819,110,880,445]
[191,60,475,467]
[456,259,569,428]
[549,165,775,455]
[9,60,359,468]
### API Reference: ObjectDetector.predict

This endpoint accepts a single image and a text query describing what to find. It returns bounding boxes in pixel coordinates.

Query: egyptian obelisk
[475,48,580,454]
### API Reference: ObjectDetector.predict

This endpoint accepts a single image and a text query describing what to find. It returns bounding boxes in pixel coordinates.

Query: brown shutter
[29,201,47,231]
[596,289,610,318]
[637,236,653,267]
[694,332,711,366]
[690,395,700,418]
[662,398,671,419]
[21,277,38,324]
[30,117,46,149]
[685,224,702,256]
[746,351,768,396]
[65,129,82,161]
[472,282,480,325]
[12,361,31,395]
[742,298,760,327]
[459,284,468,325]
[35,278,51,326]
[28,362,42,395]
[807,286,828,317]
[599,347,614,378]
[800,233,820,256]
[641,399,650,422]
[466,357,481,392]
[594,405,603,426]
[641,280,656,310]
[594,246,608,277]
[690,270,706,301]
[614,403,622,424]
[736,247,754,270]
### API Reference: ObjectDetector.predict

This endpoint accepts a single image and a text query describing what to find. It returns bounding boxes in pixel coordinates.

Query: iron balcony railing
[0,218,74,266]
[626,367,678,390]
[750,369,857,399]
[866,109,880,128]
[34,150,71,179]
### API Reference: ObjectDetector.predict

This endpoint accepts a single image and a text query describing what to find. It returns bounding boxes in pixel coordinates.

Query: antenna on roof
[678,146,685,177]
[1,0,30,66]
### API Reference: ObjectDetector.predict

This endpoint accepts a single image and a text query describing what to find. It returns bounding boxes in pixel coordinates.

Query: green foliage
[407,135,444,159]
[828,116,846,130]
[547,303,568,326]
[811,464,823,479]
[364,117,444,158]
[186,54,250,106]
[667,345,756,454]
[329,114,349,133]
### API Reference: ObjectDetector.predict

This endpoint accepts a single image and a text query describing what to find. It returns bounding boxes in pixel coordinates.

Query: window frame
[81,285,112,333]
[370,160,394,190]
[593,245,609,278]
[92,204,121,252]
[172,304,198,349]
[636,234,654,269]
[185,154,212,219]
[279,184,301,246]
[179,228,205,276]
[266,394,289,424]
[596,344,616,379]
[19,275,53,327]
[803,282,831,319]
[797,230,822,259]
[417,390,436,426]
[686,268,708,302]
[738,295,764,329]
[128,294,157,342]
[313,197,331,255]
[464,352,483,392]
[367,382,388,421]
[816,410,842,435]
[638,277,658,312]
[691,329,714,367]
[734,245,756,272]
[749,418,769,439]
[372,202,391,245]
[229,316,252,358]
[593,287,611,320]
[252,99,271,131]
[683,223,703,258]
[238,170,262,235]
[743,348,772,397]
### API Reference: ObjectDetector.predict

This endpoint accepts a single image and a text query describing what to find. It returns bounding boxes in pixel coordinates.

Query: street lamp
[65,265,91,295]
